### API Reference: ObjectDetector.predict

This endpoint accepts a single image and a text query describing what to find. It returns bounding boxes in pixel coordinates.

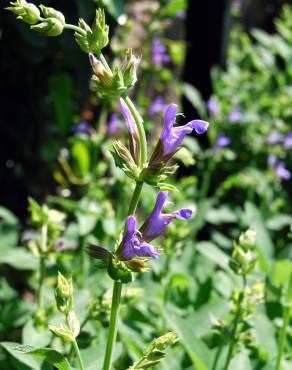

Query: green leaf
[243,202,274,272]
[167,316,211,370]
[102,0,126,20]
[266,214,292,230]
[0,248,38,270]
[27,348,70,370]
[271,259,292,287]
[196,241,229,270]
[228,350,252,370]
[181,83,206,116]
[71,141,91,175]
[49,73,74,132]
[0,342,51,370]
[205,206,237,225]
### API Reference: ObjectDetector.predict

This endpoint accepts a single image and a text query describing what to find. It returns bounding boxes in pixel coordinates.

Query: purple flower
[71,120,92,135]
[267,155,291,180]
[275,162,291,180]
[160,104,209,156]
[283,132,292,149]
[107,113,123,135]
[148,96,166,116]
[228,106,242,122]
[120,98,140,163]
[266,130,283,144]
[176,10,186,19]
[207,98,219,117]
[212,133,231,152]
[118,216,160,260]
[152,38,170,66]
[140,191,192,242]
[267,154,277,167]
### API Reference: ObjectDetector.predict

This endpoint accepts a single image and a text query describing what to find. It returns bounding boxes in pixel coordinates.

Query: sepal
[6,0,40,25]
[111,141,140,180]
[107,256,134,284]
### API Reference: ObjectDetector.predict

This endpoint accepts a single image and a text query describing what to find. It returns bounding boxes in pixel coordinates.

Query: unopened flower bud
[239,229,256,250]
[55,272,73,314]
[67,311,80,338]
[6,0,40,25]
[89,53,113,87]
[49,324,75,343]
[123,50,140,88]
[75,18,91,52]
[31,5,65,36]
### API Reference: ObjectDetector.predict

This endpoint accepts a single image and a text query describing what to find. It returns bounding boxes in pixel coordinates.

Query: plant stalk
[223,276,246,370]
[102,281,123,370]
[72,339,85,370]
[274,268,292,370]
[37,223,47,310]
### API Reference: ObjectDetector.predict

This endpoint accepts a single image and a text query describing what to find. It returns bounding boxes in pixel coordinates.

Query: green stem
[37,223,47,310]
[211,343,223,370]
[102,281,122,370]
[223,276,246,370]
[275,268,292,370]
[199,157,215,198]
[127,182,143,215]
[72,339,85,370]
[64,24,86,36]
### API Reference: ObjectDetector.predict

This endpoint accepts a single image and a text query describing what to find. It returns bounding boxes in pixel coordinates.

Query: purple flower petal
[160,104,209,155]
[275,162,291,180]
[283,132,292,149]
[119,98,137,135]
[140,191,192,241]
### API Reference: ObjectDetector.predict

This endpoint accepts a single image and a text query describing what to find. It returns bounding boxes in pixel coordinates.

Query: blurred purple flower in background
[267,154,291,180]
[266,130,283,144]
[228,106,242,122]
[207,98,219,117]
[212,132,231,152]
[267,154,277,167]
[160,103,209,156]
[283,132,292,148]
[148,96,166,115]
[71,120,92,135]
[275,162,291,180]
[176,10,186,19]
[152,38,170,65]
[107,113,123,135]
[140,191,192,242]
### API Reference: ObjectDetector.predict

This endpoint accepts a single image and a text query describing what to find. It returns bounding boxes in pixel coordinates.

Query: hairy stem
[274,268,292,370]
[37,223,47,310]
[102,281,123,370]
[223,276,246,370]
[64,24,86,36]
[72,339,85,370]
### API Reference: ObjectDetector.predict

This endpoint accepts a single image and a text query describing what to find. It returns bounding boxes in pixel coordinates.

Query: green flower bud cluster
[232,282,265,317]
[128,332,179,369]
[6,0,40,25]
[31,5,65,36]
[89,52,140,97]
[28,197,66,251]
[229,229,257,276]
[49,272,80,343]
[55,272,73,315]
[7,1,65,36]
[75,9,109,53]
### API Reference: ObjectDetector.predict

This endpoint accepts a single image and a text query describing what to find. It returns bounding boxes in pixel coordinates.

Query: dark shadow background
[0,0,288,219]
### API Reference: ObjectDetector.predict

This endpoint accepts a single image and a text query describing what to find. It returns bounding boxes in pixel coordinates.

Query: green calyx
[31,5,65,36]
[6,0,40,25]
[74,9,109,53]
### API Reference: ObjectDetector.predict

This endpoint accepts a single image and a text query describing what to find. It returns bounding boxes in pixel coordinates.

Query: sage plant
[7,2,209,369]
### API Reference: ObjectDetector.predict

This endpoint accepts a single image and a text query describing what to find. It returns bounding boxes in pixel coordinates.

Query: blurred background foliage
[0,0,292,369]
